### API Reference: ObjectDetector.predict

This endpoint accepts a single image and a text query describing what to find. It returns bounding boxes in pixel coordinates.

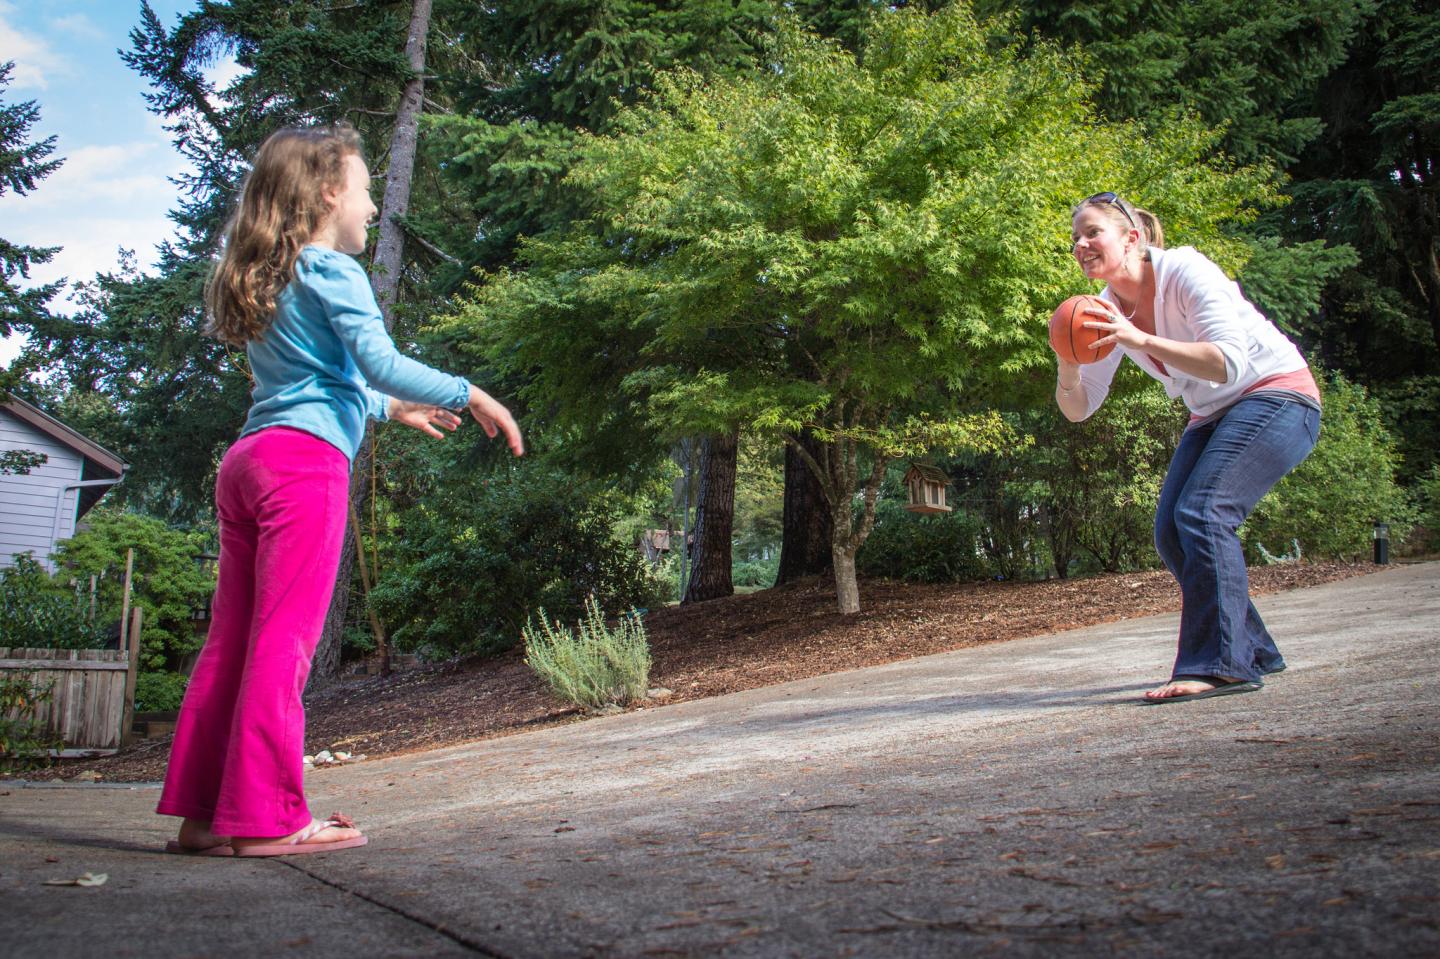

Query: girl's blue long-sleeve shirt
[239,246,471,460]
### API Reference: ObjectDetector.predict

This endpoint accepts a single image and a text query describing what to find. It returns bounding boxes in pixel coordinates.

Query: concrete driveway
[3,562,1437,958]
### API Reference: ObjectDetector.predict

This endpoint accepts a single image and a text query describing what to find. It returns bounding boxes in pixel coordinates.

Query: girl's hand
[388,399,463,439]
[466,385,525,456]
[1082,301,1150,351]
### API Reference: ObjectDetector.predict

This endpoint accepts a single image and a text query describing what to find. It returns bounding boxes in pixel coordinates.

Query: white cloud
[0,332,27,369]
[21,141,183,206]
[0,133,190,300]
[204,54,247,91]
[0,3,69,89]
[49,14,105,43]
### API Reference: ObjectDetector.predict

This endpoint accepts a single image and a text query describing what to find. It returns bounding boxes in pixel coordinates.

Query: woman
[1055,192,1320,704]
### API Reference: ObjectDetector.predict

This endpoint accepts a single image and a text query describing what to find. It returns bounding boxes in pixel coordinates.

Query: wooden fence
[0,648,130,752]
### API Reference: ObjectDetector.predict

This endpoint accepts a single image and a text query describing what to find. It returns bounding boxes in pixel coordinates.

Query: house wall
[0,407,85,570]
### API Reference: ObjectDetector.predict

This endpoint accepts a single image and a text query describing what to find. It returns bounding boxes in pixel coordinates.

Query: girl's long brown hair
[205,123,363,345]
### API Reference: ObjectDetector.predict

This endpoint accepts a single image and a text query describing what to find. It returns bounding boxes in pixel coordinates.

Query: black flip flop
[1141,675,1263,705]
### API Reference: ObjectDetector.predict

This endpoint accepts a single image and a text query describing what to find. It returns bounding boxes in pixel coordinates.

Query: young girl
[1056,192,1320,705]
[158,123,523,856]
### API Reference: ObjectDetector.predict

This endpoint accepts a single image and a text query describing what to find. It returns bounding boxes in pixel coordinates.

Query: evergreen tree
[0,61,63,359]
[1276,0,1439,479]
[976,0,1369,166]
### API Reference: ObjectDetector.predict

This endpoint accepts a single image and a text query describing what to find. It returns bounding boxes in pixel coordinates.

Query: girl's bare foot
[174,817,230,852]
[230,813,367,857]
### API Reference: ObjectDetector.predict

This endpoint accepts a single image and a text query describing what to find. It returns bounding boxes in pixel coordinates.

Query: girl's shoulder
[295,245,367,289]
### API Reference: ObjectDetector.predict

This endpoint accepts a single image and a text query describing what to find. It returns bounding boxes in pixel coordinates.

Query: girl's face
[318,153,377,254]
[1071,206,1138,282]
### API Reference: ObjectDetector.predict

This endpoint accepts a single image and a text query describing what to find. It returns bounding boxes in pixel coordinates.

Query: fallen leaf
[44,872,107,887]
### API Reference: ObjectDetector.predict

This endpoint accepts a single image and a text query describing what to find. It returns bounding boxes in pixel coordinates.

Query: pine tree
[0,62,63,351]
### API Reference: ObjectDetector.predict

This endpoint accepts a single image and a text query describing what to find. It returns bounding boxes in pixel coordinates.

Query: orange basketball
[1049,294,1115,365]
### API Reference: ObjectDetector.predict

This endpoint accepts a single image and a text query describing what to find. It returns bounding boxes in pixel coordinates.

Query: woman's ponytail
[1133,207,1165,252]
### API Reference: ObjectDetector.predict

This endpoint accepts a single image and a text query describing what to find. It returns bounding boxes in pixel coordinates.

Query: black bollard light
[1373,520,1390,565]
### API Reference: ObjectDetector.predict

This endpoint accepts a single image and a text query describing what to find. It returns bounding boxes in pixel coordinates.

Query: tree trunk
[775,430,833,586]
[832,547,860,615]
[371,0,432,316]
[682,431,738,604]
[310,0,432,692]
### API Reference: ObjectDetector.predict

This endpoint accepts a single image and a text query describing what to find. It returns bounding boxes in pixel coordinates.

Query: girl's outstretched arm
[466,385,524,457]
[388,399,463,439]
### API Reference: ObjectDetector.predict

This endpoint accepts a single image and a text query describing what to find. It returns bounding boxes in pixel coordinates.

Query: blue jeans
[1153,394,1320,681]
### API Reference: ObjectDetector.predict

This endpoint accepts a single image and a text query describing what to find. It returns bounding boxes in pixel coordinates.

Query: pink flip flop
[164,840,234,857]
[231,813,369,857]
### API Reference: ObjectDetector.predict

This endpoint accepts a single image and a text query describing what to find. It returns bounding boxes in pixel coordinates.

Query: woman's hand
[388,399,463,439]
[466,385,525,457]
[1082,301,1150,352]
[1083,301,1229,382]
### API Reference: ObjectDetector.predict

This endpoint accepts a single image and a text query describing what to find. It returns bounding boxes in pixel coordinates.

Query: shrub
[524,596,651,710]
[1034,385,1182,575]
[0,554,106,649]
[369,464,668,657]
[1243,372,1413,561]
[1412,465,1440,555]
[49,509,215,671]
[858,487,991,583]
[134,670,188,713]
[0,672,61,770]
[732,555,780,590]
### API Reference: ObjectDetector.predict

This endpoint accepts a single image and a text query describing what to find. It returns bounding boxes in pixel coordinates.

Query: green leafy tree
[444,5,1277,613]
[0,449,46,475]
[50,510,215,672]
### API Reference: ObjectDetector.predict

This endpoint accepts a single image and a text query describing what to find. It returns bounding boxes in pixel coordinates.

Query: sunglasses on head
[1082,191,1137,228]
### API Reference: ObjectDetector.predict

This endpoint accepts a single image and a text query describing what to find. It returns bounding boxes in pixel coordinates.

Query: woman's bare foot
[175,817,231,852]
[1142,675,1262,705]
[1144,677,1238,701]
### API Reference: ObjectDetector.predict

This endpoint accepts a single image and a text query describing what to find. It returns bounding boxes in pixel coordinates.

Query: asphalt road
[2,561,1437,958]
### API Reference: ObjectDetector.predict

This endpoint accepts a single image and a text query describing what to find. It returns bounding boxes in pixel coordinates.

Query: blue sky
[0,1,222,366]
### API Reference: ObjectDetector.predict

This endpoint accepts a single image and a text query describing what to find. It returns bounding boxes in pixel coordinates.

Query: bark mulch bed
[25,561,1374,783]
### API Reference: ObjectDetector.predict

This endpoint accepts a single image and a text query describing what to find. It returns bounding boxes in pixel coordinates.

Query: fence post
[118,548,135,656]
[120,606,142,747]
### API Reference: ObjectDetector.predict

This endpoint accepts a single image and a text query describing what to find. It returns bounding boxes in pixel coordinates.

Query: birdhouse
[903,464,951,514]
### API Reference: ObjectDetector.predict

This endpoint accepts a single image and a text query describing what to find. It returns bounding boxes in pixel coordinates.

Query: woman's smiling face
[1071,206,1136,281]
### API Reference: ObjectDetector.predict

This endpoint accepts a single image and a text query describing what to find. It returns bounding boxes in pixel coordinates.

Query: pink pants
[157,427,349,836]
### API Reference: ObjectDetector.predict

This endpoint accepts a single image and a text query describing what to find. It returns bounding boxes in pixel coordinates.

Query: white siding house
[1,395,126,571]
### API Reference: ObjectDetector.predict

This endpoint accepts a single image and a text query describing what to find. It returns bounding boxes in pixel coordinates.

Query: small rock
[592,704,624,716]
[69,770,100,783]
[646,687,674,699]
